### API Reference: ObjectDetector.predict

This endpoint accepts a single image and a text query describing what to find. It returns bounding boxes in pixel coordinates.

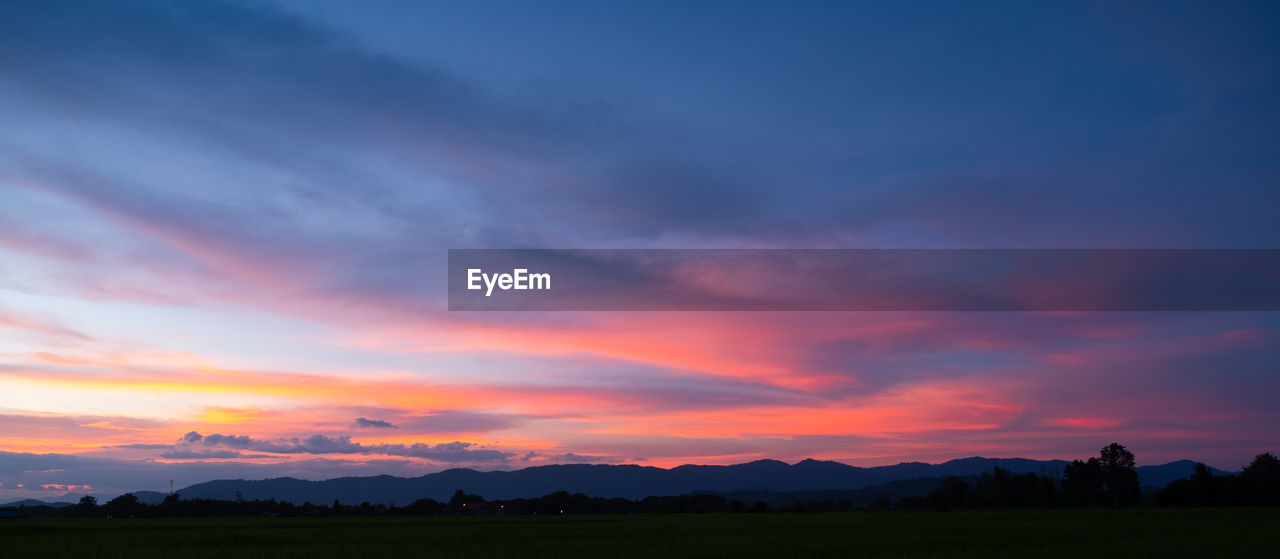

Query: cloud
[115,444,174,450]
[399,412,520,434]
[159,450,268,460]
[0,307,92,341]
[173,432,511,463]
[0,0,1278,489]
[353,417,396,429]
[200,433,253,449]
[548,453,617,464]
[0,0,827,316]
[39,483,92,492]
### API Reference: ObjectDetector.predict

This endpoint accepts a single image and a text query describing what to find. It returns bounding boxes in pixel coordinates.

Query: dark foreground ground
[2,508,1274,558]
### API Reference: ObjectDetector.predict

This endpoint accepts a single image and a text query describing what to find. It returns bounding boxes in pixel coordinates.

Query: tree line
[898,444,1279,511]
[1158,453,1280,507]
[52,489,762,519]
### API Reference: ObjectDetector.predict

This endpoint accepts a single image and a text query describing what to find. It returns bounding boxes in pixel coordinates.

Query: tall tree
[1190,463,1215,506]
[1099,443,1139,506]
[75,495,99,518]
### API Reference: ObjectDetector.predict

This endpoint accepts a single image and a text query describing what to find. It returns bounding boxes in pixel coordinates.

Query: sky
[1,0,1278,500]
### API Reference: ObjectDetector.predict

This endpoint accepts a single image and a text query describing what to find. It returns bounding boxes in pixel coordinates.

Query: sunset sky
[1,1,1278,499]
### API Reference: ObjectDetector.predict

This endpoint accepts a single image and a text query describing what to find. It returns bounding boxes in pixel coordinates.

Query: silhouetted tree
[155,493,182,517]
[1036,475,1058,508]
[449,489,485,513]
[1189,463,1215,506]
[104,493,146,518]
[1157,477,1193,506]
[1100,443,1135,470]
[76,495,99,517]
[403,497,444,515]
[1063,458,1105,506]
[1099,443,1139,506]
[927,476,971,510]
[1160,461,1248,507]
[1241,452,1280,505]
[687,494,728,513]
[974,467,1010,507]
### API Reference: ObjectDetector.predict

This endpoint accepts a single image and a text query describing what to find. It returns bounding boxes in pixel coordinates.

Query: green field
[2,508,1274,558]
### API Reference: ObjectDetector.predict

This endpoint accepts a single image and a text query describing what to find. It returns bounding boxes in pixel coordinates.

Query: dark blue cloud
[173,432,511,463]
[2,0,1276,331]
[354,417,397,429]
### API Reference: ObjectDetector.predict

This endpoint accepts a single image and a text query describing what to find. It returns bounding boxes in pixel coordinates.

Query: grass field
[2,508,1274,558]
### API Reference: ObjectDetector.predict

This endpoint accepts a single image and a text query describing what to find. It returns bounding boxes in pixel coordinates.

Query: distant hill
[1134,460,1232,488]
[172,457,1231,505]
[1,491,170,509]
[132,491,170,505]
[0,498,74,508]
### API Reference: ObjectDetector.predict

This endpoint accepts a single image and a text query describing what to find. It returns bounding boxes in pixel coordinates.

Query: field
[2,508,1274,558]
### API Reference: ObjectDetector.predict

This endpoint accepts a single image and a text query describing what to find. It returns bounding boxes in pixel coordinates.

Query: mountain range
[173,457,1226,505]
[2,457,1232,508]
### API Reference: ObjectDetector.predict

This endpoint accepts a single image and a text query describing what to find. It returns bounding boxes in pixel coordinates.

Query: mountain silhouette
[168,457,1231,505]
[0,498,76,508]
